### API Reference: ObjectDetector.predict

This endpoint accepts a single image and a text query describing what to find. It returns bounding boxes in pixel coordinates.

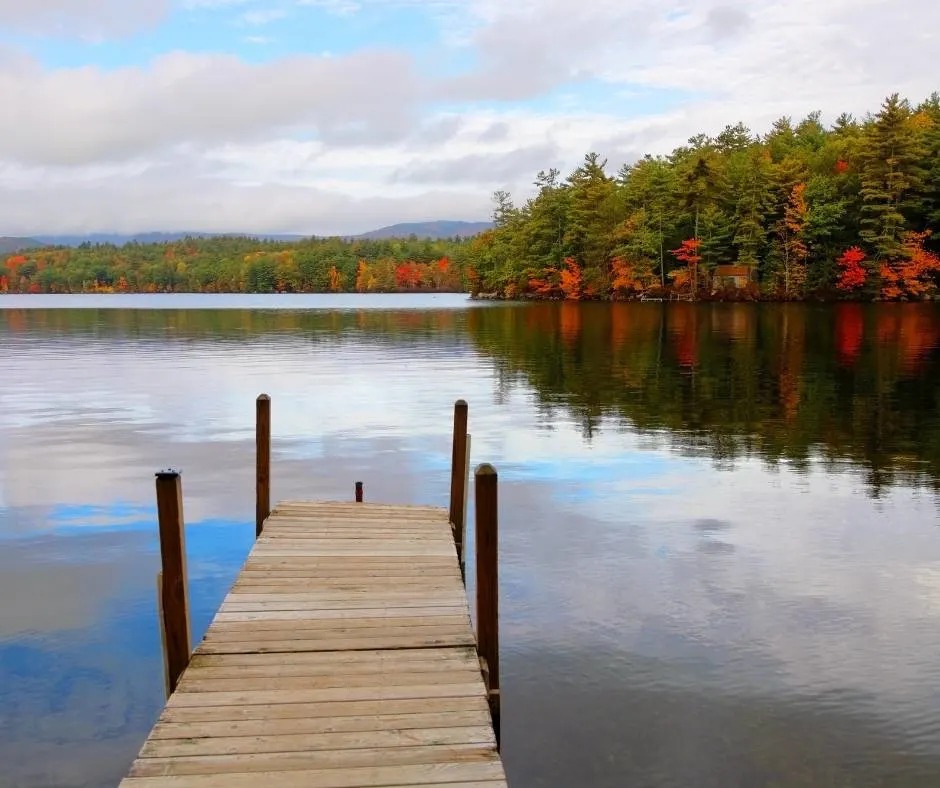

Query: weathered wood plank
[138,727,495,759]
[121,760,506,787]
[158,695,489,724]
[149,709,493,740]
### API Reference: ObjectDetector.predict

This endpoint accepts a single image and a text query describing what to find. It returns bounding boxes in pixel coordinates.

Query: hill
[0,237,45,254]
[354,221,492,240]
[32,232,308,247]
[8,221,490,249]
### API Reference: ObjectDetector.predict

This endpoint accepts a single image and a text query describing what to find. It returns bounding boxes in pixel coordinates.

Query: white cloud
[0,0,168,38]
[237,7,288,25]
[0,0,936,232]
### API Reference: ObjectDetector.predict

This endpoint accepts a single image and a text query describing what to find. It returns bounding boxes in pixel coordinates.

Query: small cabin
[712,265,755,290]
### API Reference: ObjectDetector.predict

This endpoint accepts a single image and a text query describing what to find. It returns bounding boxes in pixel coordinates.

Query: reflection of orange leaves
[611,304,631,349]
[779,367,801,421]
[898,307,940,374]
[670,304,697,367]
[835,304,864,365]
[560,302,581,345]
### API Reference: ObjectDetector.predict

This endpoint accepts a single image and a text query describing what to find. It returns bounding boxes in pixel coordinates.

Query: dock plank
[121,502,506,787]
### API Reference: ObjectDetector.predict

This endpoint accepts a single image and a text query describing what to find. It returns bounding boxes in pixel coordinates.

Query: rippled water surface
[3,294,940,787]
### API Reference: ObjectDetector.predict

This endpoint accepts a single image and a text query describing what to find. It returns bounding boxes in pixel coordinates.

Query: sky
[0,0,936,236]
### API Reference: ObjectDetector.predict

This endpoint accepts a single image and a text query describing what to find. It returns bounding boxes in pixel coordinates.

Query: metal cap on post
[474,462,500,748]
[256,394,271,538]
[155,469,191,696]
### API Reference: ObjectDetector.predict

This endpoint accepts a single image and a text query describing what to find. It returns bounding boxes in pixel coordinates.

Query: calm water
[3,294,940,788]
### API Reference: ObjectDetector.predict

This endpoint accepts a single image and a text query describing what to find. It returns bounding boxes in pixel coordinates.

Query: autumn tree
[773,182,810,297]
[836,247,867,293]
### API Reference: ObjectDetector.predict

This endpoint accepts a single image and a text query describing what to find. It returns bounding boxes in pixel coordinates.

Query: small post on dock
[256,394,271,538]
[155,470,191,696]
[449,399,469,568]
[474,462,500,748]
[355,481,364,503]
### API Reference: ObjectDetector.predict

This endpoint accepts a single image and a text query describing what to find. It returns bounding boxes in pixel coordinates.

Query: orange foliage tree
[609,257,650,299]
[879,231,940,300]
[779,182,809,297]
[836,247,867,292]
[355,260,375,292]
[559,258,582,300]
[328,265,345,293]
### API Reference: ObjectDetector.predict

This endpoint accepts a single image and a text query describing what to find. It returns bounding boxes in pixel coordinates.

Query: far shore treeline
[2,93,939,302]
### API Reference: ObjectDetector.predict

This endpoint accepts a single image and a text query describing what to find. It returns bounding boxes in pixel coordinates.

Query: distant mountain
[0,236,45,253]
[15,221,491,248]
[354,221,492,240]
[33,232,308,247]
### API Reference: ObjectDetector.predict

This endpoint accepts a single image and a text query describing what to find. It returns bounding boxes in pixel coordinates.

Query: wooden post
[474,463,500,748]
[449,399,469,564]
[155,571,170,700]
[155,470,191,695]
[355,481,363,503]
[256,394,271,538]
[459,434,471,582]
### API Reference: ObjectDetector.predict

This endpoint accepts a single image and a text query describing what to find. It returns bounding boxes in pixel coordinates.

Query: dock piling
[449,399,469,566]
[256,394,270,537]
[474,462,500,748]
[155,470,191,696]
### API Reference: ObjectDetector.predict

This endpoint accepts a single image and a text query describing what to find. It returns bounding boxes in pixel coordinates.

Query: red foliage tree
[670,239,702,296]
[836,247,867,292]
[394,261,422,290]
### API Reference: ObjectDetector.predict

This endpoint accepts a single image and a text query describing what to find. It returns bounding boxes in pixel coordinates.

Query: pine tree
[858,94,925,259]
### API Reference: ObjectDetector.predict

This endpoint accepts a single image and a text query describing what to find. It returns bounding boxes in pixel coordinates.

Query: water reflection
[3,297,940,787]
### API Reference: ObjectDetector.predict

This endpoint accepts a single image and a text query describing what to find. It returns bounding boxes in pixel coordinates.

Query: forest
[1,93,939,301]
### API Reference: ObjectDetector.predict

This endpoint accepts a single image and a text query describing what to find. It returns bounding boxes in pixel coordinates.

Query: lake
[2,293,940,787]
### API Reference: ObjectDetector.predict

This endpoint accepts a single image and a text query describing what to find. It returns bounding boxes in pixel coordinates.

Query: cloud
[0,48,423,165]
[237,7,288,25]
[0,0,168,38]
[394,143,561,186]
[0,0,936,232]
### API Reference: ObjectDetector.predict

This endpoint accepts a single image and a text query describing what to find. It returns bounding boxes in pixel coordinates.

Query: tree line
[468,92,940,301]
[0,236,471,294]
[2,93,939,300]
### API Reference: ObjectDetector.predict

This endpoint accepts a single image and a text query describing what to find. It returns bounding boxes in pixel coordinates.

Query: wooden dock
[120,398,507,787]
